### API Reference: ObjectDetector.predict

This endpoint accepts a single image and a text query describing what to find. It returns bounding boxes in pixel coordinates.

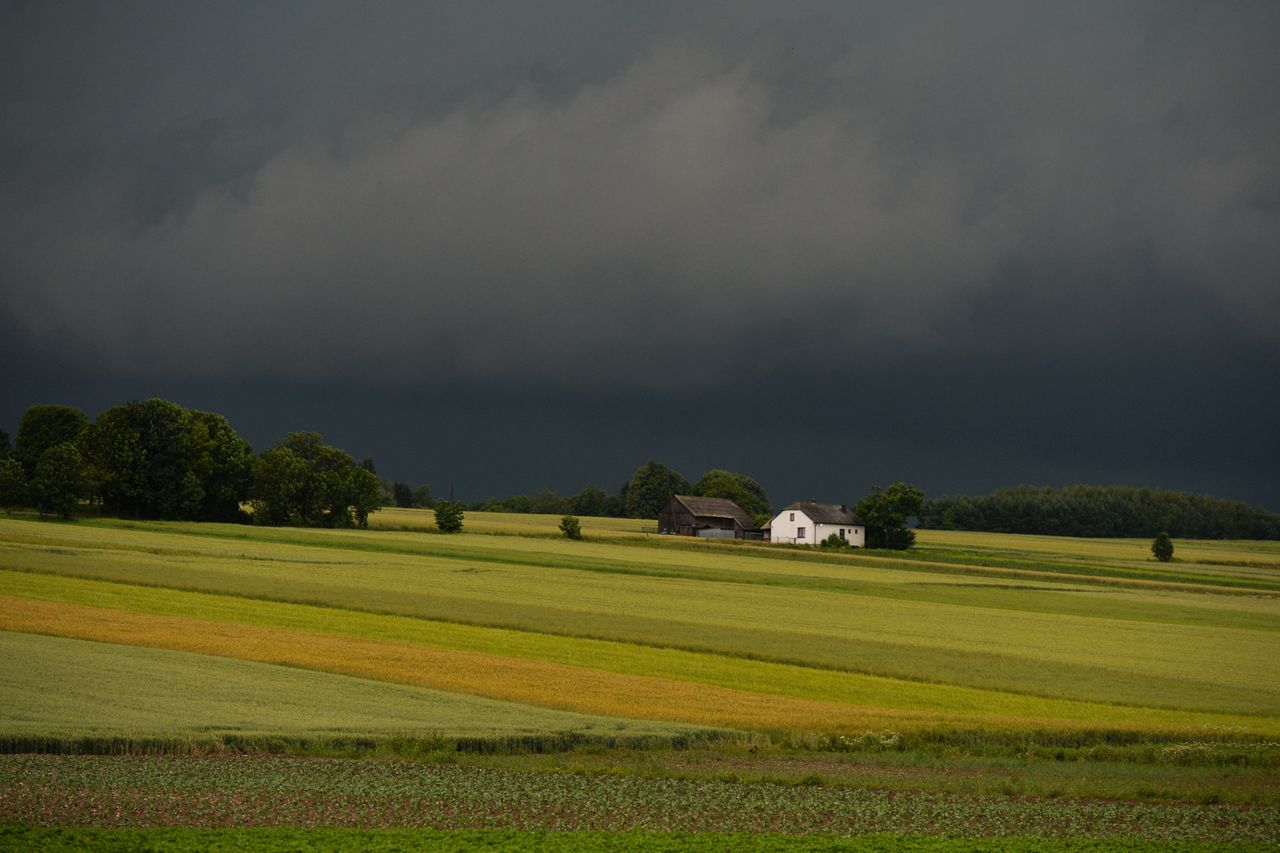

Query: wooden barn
[657,495,760,539]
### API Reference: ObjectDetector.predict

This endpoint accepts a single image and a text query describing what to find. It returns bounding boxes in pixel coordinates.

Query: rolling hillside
[2,513,1277,746]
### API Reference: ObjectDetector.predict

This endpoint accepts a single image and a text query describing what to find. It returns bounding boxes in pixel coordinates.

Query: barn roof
[671,495,757,529]
[782,500,863,525]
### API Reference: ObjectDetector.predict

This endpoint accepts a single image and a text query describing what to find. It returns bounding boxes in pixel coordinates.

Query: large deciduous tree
[250,446,309,525]
[81,398,241,521]
[347,467,384,529]
[624,461,690,519]
[186,410,254,522]
[411,484,434,509]
[570,485,608,517]
[32,442,87,519]
[855,482,925,550]
[0,457,26,510]
[692,469,771,518]
[16,405,88,480]
[530,489,569,515]
[249,432,383,528]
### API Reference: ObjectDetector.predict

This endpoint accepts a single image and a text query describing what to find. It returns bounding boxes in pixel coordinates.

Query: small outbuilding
[769,500,864,546]
[657,495,761,539]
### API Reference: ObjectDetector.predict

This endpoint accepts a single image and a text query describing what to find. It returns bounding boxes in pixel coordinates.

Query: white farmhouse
[769,500,864,547]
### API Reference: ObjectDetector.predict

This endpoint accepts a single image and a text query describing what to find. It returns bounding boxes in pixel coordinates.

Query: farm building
[769,500,864,546]
[657,495,761,539]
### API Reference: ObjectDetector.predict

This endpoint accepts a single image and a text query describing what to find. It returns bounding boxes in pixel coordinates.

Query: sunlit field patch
[1,518,1277,717]
[2,575,1278,737]
[0,630,705,742]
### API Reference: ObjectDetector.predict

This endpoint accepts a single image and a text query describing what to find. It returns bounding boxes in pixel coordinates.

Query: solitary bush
[1152,531,1174,562]
[559,514,582,540]
[435,500,464,533]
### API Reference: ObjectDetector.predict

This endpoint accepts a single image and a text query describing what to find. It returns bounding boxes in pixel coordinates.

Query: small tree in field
[435,500,464,533]
[1151,531,1174,562]
[559,514,582,540]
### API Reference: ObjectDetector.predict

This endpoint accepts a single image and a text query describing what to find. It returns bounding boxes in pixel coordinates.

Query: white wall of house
[818,522,864,547]
[770,508,814,544]
[769,510,864,547]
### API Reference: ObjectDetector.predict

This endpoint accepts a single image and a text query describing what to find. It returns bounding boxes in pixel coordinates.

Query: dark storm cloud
[2,2,1278,506]
[4,1,1277,388]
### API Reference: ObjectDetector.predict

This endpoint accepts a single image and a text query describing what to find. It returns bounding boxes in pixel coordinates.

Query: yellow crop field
[1,631,697,740]
[1,515,1278,744]
[4,574,1271,737]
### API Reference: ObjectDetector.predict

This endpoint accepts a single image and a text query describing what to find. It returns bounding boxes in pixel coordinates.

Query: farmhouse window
[797,527,806,539]
[790,513,795,522]
[839,529,846,539]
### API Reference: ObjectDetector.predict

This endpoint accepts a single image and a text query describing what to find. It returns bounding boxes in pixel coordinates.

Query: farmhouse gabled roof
[783,500,863,526]
[671,495,756,529]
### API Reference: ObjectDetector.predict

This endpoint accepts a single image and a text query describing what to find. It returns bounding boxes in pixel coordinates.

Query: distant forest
[0,400,771,528]
[918,485,1280,540]
[8,400,1280,540]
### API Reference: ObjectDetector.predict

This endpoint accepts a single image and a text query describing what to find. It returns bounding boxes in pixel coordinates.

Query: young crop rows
[2,756,1277,844]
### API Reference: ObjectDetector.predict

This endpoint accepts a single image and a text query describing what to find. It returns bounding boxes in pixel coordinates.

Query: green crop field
[1,511,1277,848]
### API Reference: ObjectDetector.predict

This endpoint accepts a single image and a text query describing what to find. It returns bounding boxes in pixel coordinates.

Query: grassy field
[1,510,1277,846]
[0,631,711,744]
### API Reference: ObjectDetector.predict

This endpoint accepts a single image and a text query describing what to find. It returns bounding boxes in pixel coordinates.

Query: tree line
[918,484,1280,540]
[457,461,774,526]
[2,400,925,548]
[0,406,777,532]
[0,400,381,528]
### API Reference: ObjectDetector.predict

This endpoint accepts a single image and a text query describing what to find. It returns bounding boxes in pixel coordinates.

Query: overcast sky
[2,1,1278,509]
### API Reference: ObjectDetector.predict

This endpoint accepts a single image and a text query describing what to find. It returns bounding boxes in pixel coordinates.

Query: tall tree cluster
[2,399,382,528]
[83,399,253,521]
[466,463,771,523]
[250,432,383,528]
[919,485,1280,540]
